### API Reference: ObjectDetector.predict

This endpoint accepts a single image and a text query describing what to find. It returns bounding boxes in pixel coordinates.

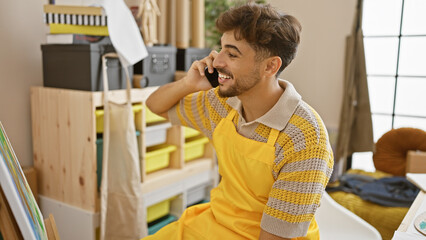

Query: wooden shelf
[31,86,153,212]
[31,86,217,239]
[142,158,213,194]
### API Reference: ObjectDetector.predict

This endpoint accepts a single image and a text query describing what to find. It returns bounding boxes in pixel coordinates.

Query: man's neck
[238,78,284,123]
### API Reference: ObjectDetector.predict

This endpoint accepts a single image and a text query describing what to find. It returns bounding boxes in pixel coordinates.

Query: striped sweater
[168,79,334,238]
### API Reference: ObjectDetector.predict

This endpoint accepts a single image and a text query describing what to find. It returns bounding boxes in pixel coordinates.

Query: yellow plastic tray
[184,137,209,162]
[184,127,200,139]
[145,106,166,124]
[147,199,171,223]
[145,144,177,173]
[95,104,142,133]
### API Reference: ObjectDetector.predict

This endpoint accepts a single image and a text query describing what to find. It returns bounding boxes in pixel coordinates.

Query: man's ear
[263,56,282,77]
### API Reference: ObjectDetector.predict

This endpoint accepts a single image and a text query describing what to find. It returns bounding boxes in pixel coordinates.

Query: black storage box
[176,47,211,71]
[133,45,177,87]
[41,44,133,91]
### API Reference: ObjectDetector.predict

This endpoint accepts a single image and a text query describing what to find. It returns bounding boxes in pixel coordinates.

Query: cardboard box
[406,150,426,173]
[39,195,99,240]
[23,167,38,203]
[174,71,187,82]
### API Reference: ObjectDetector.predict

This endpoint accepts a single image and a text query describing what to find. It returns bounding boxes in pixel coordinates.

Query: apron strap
[226,109,279,147]
[226,109,237,121]
[100,52,133,240]
[267,128,280,147]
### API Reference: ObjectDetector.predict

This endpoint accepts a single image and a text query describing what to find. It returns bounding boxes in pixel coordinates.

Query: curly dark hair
[216,3,301,76]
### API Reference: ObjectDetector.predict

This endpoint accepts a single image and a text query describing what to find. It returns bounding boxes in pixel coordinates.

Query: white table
[393,191,426,239]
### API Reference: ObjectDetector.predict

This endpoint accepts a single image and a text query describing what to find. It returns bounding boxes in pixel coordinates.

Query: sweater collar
[226,79,301,130]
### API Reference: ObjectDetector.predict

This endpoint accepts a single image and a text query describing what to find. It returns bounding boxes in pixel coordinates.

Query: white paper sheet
[99,0,148,67]
[407,196,426,234]
[407,173,426,192]
[394,191,426,239]
[392,231,424,240]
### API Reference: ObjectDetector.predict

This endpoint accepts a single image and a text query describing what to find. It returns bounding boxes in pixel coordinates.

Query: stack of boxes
[41,4,129,91]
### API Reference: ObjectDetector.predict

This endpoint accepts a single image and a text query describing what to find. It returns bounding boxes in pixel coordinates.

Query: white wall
[0,0,47,167]
[269,0,357,134]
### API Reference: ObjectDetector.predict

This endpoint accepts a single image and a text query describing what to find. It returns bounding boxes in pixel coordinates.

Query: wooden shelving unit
[30,86,217,239]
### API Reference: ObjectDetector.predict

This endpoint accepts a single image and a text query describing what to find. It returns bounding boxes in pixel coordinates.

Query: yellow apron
[144,109,318,239]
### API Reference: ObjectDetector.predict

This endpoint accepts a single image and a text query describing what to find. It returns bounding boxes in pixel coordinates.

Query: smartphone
[204,67,219,87]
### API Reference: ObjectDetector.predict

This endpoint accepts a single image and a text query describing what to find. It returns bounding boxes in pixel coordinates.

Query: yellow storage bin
[184,127,201,139]
[145,144,177,173]
[184,137,209,162]
[147,199,171,223]
[145,106,166,124]
[95,104,142,133]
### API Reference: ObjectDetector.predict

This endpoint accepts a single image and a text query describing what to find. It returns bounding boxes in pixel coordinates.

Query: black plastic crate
[133,45,177,87]
[176,47,211,71]
[41,44,132,91]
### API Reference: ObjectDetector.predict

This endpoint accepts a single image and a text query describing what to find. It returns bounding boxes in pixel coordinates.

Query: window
[352,0,426,170]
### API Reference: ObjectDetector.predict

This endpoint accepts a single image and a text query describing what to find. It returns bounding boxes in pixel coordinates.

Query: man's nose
[213,52,225,69]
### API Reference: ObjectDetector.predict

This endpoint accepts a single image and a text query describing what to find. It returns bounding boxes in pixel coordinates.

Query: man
[144,3,333,240]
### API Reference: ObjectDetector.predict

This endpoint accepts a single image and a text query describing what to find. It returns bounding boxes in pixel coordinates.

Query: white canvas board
[0,122,47,240]
[407,173,426,192]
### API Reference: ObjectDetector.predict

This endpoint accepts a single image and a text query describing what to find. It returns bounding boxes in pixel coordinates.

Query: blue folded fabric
[327,174,419,207]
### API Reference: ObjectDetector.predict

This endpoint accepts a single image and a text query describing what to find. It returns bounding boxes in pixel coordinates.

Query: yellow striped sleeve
[262,103,334,236]
[264,205,316,223]
[168,88,231,139]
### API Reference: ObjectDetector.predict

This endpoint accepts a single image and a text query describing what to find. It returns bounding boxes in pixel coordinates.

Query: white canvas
[0,122,47,240]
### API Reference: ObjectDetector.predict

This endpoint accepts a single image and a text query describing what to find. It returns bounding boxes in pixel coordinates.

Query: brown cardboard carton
[23,167,38,203]
[406,150,426,174]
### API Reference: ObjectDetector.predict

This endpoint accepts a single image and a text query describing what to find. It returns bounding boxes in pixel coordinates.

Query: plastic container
[176,47,211,71]
[184,127,200,139]
[147,199,172,223]
[145,122,172,147]
[184,137,209,162]
[148,214,177,235]
[145,106,166,124]
[133,46,177,87]
[96,131,141,190]
[145,144,177,173]
[187,183,208,206]
[95,104,142,133]
[41,44,133,91]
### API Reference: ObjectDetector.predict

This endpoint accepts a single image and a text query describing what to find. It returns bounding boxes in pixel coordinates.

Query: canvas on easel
[0,122,52,240]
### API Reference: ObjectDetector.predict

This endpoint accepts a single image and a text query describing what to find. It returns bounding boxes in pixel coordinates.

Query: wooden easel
[0,187,60,240]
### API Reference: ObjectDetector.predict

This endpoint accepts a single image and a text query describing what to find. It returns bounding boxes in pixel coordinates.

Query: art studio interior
[0,0,425,239]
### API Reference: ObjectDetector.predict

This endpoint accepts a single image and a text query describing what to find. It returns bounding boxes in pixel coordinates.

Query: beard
[217,65,261,98]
